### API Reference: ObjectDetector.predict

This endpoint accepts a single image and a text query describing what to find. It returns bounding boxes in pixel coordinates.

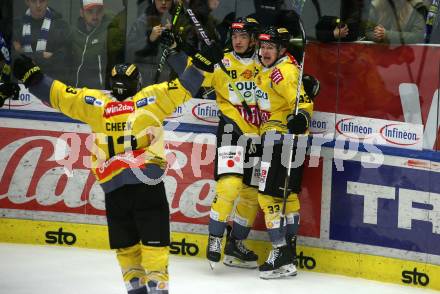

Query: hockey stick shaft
[178,1,253,116]
[153,2,184,83]
[279,15,307,231]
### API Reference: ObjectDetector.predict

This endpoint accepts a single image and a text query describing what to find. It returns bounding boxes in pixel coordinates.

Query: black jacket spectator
[12,7,71,83]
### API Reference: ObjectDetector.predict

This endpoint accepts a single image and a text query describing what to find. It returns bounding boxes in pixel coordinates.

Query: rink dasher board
[0,217,439,290]
[1,117,440,288]
[2,87,425,150]
[0,117,439,261]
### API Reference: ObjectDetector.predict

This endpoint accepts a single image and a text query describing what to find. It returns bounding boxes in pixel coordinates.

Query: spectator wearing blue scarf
[12,0,71,83]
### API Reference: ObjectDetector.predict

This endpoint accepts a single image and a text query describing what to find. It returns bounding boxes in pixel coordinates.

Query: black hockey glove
[0,82,20,107]
[287,112,309,135]
[302,74,320,101]
[191,44,224,73]
[13,54,43,88]
[159,29,176,48]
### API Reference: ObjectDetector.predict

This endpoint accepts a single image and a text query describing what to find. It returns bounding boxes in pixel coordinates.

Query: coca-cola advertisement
[0,118,322,239]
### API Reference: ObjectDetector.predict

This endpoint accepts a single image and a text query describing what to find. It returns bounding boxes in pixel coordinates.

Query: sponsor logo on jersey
[259,161,270,191]
[85,96,103,107]
[217,146,244,175]
[255,88,268,100]
[235,105,263,127]
[104,101,134,118]
[136,96,156,108]
[94,99,103,106]
[222,58,231,67]
[270,67,284,84]
[228,81,256,103]
[85,96,96,105]
[379,123,420,146]
[240,69,253,79]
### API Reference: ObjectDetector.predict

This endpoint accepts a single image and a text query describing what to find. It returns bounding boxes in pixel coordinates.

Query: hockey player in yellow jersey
[254,26,314,279]
[12,41,223,293]
[202,17,262,269]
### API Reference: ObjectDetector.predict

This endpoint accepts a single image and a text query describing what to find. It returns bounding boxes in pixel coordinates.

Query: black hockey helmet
[230,17,260,38]
[110,63,142,101]
[258,26,291,48]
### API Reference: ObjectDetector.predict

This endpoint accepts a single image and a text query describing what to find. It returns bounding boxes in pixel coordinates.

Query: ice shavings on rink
[0,243,437,294]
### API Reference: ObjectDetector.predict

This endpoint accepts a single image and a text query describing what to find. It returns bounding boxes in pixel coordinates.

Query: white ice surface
[0,243,437,294]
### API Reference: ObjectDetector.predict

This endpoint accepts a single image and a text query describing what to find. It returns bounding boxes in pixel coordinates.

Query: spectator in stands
[0,0,13,43]
[107,0,127,87]
[71,0,112,89]
[363,0,427,44]
[316,17,350,42]
[126,0,175,85]
[252,0,284,27]
[12,0,71,83]
[315,0,370,42]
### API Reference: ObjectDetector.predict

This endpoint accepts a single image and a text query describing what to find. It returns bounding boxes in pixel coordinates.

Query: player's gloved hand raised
[287,112,309,135]
[191,43,224,73]
[159,29,176,48]
[0,82,20,107]
[302,74,320,100]
[12,54,43,88]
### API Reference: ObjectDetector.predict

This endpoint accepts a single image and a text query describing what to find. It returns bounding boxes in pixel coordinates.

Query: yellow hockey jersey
[49,79,192,184]
[255,54,314,135]
[203,51,259,135]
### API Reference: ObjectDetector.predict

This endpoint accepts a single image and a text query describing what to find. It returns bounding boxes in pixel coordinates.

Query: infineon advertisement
[1,42,439,290]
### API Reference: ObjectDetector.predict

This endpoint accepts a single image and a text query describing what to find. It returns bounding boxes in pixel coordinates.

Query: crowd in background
[0,0,439,93]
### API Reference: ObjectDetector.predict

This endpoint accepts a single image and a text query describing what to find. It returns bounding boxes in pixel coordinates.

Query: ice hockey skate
[223,234,258,269]
[207,234,222,269]
[259,245,297,279]
[144,271,168,294]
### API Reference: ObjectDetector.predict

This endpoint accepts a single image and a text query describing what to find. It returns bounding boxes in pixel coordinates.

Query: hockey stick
[177,0,253,116]
[279,14,307,231]
[153,1,183,83]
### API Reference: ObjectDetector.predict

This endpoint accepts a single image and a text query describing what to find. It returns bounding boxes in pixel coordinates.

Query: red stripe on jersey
[286,52,300,68]
[94,149,146,181]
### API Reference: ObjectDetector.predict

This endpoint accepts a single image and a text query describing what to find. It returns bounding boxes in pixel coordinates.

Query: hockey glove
[287,112,309,135]
[191,44,224,73]
[13,54,43,88]
[302,74,320,101]
[0,82,20,107]
[159,29,176,48]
